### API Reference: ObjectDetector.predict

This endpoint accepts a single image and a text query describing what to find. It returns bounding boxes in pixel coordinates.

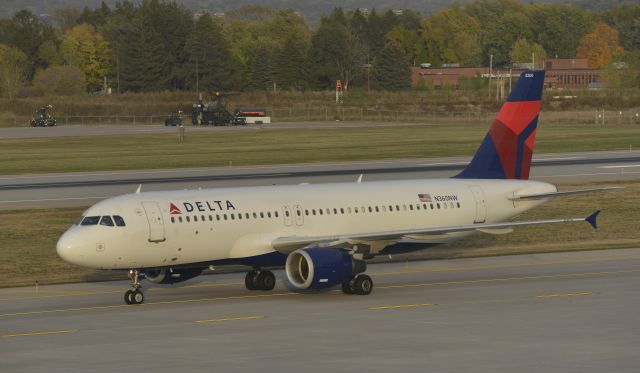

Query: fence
[2,107,640,127]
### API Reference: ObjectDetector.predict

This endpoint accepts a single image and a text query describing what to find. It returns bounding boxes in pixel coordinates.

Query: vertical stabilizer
[455,70,545,180]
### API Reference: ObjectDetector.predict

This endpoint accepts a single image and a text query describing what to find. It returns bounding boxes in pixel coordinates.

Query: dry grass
[0,181,637,288]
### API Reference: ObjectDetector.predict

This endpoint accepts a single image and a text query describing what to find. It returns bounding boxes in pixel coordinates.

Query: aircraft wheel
[131,289,144,304]
[245,271,258,291]
[257,271,276,291]
[124,290,133,304]
[354,274,373,295]
[341,279,355,295]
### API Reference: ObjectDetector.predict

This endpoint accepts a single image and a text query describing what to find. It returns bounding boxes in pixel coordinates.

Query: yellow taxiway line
[536,292,593,298]
[369,303,434,310]
[2,329,78,339]
[194,315,264,323]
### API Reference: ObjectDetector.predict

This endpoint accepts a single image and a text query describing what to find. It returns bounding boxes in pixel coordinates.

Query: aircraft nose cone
[56,231,78,265]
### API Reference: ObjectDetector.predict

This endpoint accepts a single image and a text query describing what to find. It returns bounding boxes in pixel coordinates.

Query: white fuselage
[56,178,556,270]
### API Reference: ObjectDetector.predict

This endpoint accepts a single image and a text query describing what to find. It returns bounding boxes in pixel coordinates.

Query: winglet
[585,210,600,230]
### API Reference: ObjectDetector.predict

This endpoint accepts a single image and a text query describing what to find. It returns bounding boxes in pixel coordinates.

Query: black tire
[257,271,276,291]
[131,289,144,304]
[124,290,133,305]
[245,271,258,290]
[354,274,373,295]
[341,279,355,295]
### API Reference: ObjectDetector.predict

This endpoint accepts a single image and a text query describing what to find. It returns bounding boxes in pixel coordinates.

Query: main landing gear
[124,269,144,305]
[341,274,373,295]
[245,269,276,291]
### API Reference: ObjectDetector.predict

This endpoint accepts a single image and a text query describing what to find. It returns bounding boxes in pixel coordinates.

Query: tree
[0,44,27,99]
[310,19,366,90]
[273,34,310,90]
[375,41,410,91]
[386,25,426,67]
[186,13,240,92]
[2,10,57,78]
[54,7,81,32]
[61,24,112,92]
[420,5,482,67]
[577,22,624,68]
[603,4,640,52]
[527,4,593,59]
[510,38,547,66]
[37,40,63,67]
[33,65,85,95]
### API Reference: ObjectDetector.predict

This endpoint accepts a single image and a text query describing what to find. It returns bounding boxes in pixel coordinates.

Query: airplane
[57,70,611,305]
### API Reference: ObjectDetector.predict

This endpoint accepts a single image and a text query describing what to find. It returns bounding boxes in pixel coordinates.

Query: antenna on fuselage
[135,184,142,194]
[357,174,363,183]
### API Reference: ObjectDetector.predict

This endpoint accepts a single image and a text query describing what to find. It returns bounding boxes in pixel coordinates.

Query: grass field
[1,123,640,175]
[0,181,637,288]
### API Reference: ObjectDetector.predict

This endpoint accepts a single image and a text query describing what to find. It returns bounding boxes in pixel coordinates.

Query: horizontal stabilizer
[510,187,623,200]
[586,210,600,230]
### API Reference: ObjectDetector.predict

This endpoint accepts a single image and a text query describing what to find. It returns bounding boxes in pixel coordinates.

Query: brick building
[411,58,602,89]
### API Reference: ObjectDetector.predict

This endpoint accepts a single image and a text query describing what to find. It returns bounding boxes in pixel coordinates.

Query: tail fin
[455,70,545,180]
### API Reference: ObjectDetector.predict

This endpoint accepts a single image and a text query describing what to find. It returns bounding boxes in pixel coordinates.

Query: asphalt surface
[2,248,639,372]
[1,150,639,210]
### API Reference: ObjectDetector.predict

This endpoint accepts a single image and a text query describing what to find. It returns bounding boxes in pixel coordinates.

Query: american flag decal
[169,203,182,215]
[418,193,432,202]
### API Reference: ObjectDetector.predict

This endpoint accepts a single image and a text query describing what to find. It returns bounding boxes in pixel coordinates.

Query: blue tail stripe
[455,134,506,179]
[514,117,539,179]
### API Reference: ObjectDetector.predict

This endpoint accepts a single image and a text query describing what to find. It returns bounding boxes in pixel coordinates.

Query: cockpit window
[81,216,100,225]
[113,215,126,227]
[100,216,114,226]
[74,215,85,225]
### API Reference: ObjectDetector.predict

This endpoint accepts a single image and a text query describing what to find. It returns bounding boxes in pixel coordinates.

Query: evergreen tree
[119,13,166,92]
[186,13,240,92]
[375,41,410,91]
[273,34,310,91]
[246,45,273,91]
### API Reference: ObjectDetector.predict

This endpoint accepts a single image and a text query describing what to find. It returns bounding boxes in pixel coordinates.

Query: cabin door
[469,186,487,224]
[282,206,293,226]
[141,201,166,242]
[293,205,304,226]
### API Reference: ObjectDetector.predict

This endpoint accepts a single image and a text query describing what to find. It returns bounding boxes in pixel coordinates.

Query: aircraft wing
[510,187,622,200]
[272,211,600,253]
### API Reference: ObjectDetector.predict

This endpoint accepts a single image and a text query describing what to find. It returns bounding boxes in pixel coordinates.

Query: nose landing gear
[124,269,144,305]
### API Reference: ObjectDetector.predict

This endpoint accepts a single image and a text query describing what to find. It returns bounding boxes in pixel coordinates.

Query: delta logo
[169,203,182,215]
[169,200,236,214]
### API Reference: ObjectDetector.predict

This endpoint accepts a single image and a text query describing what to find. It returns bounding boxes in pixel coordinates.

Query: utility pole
[116,54,120,94]
[196,56,199,94]
[532,52,535,69]
[488,54,493,98]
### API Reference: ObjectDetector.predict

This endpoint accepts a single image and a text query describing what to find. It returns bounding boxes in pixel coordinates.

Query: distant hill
[0,0,632,26]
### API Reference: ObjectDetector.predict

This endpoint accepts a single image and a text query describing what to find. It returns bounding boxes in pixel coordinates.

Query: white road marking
[532,156,585,161]
[417,162,469,166]
[598,164,640,169]
[536,171,640,178]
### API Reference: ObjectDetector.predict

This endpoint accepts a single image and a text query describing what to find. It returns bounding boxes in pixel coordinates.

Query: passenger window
[296,210,301,216]
[286,211,290,217]
[355,207,359,213]
[347,207,352,214]
[179,216,183,223]
[238,213,242,220]
[423,204,427,210]
[253,212,258,218]
[275,211,279,218]
[444,203,448,209]
[216,214,220,221]
[113,215,126,227]
[186,216,191,222]
[388,205,393,211]
[430,204,434,209]
[409,205,413,211]
[382,206,387,212]
[81,216,100,225]
[416,204,420,210]
[224,214,228,220]
[333,208,338,214]
[201,215,205,221]
[396,205,400,211]
[246,213,250,219]
[100,216,114,226]
[362,206,366,213]
[403,205,407,211]
[194,216,198,222]
[368,207,373,213]
[260,212,264,218]
[340,208,345,214]
[437,203,441,209]
[231,214,235,220]
[457,202,461,208]
[312,210,316,215]
[305,210,309,216]
[209,215,213,221]
[319,209,323,215]
[267,212,272,218]
[171,217,175,223]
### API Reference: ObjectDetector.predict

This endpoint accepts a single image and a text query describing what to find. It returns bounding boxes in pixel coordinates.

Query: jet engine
[144,268,203,284]
[285,248,366,290]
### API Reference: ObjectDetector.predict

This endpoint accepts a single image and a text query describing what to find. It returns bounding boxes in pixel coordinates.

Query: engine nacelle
[144,268,203,284]
[285,248,366,290]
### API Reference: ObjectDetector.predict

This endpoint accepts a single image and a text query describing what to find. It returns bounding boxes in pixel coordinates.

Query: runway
[1,150,639,209]
[2,248,639,372]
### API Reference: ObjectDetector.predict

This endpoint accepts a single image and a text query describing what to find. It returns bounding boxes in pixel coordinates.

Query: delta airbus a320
[57,71,608,305]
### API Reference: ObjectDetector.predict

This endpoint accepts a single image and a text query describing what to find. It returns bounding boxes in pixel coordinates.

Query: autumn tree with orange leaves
[577,22,624,68]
